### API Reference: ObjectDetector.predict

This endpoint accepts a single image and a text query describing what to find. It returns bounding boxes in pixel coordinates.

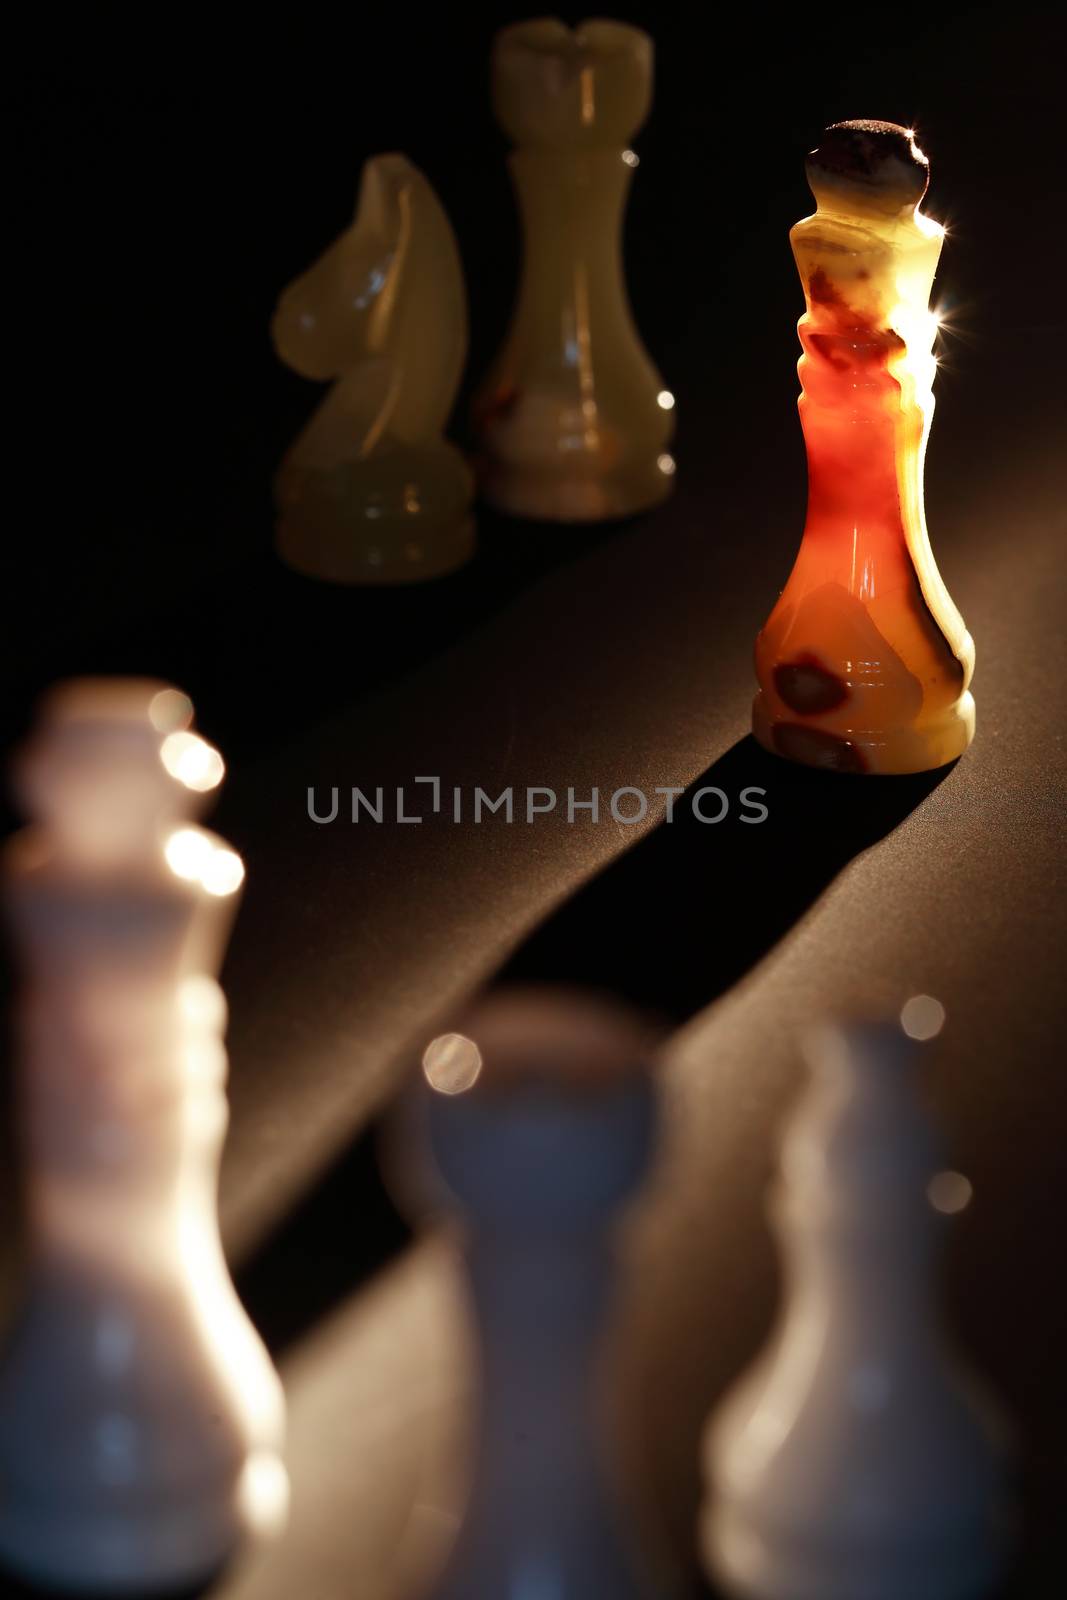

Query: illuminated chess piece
[701,1020,1013,1600]
[753,122,975,773]
[473,19,676,522]
[272,154,474,583]
[0,680,287,1593]
[403,989,660,1598]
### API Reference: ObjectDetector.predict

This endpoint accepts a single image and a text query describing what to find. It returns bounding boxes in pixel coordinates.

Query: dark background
[4,4,1067,1598]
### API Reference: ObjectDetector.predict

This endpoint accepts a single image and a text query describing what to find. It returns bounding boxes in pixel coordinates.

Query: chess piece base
[480,452,673,524]
[278,506,475,585]
[705,1502,1008,1600]
[276,440,475,585]
[752,689,975,775]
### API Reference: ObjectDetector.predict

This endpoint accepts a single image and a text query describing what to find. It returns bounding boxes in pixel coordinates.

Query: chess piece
[0,680,287,1593]
[272,154,475,583]
[397,989,661,1598]
[753,121,975,773]
[473,20,675,522]
[701,1020,1014,1600]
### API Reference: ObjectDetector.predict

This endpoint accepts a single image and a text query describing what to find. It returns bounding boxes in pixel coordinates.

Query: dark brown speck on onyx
[774,654,850,715]
[808,268,847,308]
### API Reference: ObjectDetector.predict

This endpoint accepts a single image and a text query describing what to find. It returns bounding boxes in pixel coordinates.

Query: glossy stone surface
[753,122,975,774]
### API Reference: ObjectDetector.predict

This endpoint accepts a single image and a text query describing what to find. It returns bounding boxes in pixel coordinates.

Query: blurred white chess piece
[701,1020,1014,1600]
[393,987,662,1600]
[0,679,287,1593]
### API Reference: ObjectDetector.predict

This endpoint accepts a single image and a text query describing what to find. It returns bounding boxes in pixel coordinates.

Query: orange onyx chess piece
[753,121,975,775]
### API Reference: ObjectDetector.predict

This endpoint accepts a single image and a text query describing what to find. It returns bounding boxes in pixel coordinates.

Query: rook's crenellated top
[492,17,652,147]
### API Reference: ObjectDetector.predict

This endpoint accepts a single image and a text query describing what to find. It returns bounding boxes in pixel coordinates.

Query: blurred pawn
[0,680,287,1594]
[701,1020,1015,1600]
[392,987,663,1600]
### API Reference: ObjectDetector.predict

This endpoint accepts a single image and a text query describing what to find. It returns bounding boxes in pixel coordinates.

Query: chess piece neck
[768,1024,943,1338]
[508,145,634,332]
[463,1233,615,1494]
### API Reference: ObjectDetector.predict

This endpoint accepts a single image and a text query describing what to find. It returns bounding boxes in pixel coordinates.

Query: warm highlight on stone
[272,156,474,584]
[753,121,975,775]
